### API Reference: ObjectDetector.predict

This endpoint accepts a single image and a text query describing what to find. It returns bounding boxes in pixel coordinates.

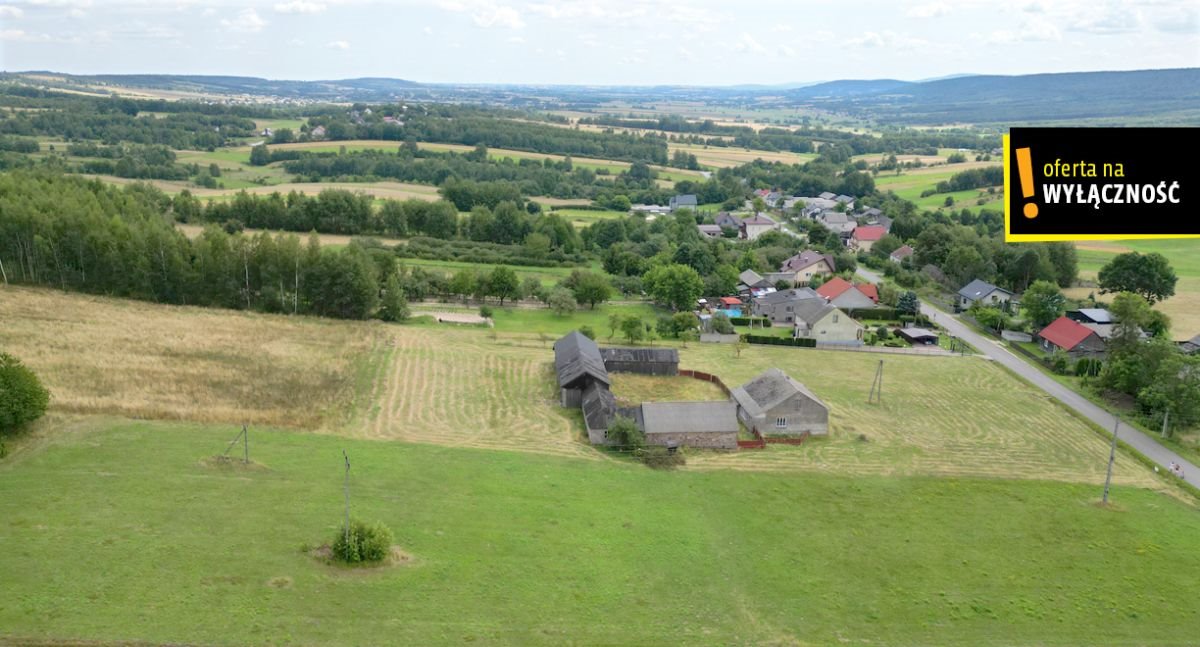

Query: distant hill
[786,79,913,98]
[7,73,424,101]
[799,68,1200,124]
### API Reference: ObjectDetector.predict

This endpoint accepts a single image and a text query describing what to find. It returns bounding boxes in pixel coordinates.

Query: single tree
[1021,280,1066,327]
[1098,252,1177,304]
[896,291,920,317]
[0,353,50,435]
[379,273,410,322]
[547,287,577,316]
[570,271,613,309]
[489,266,520,306]
[606,416,644,449]
[620,316,645,345]
[642,263,704,311]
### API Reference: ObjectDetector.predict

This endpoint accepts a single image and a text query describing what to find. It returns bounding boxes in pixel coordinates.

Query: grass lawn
[396,258,589,286]
[412,301,665,337]
[2,420,1198,646]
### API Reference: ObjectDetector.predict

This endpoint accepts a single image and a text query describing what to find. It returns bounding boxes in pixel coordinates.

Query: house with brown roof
[816,277,879,310]
[889,244,914,264]
[779,250,836,285]
[740,213,780,240]
[1037,316,1107,358]
[850,225,888,252]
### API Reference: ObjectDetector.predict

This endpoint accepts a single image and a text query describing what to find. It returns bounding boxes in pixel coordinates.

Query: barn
[554,331,610,407]
[600,347,679,376]
[895,327,940,345]
[640,401,739,450]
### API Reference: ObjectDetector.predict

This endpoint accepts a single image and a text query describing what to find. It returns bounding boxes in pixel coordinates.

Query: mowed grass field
[0,287,383,429]
[1069,239,1200,337]
[667,141,817,168]
[2,420,1199,646]
[874,163,1003,211]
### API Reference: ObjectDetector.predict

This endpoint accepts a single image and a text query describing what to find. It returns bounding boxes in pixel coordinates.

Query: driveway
[856,266,1199,487]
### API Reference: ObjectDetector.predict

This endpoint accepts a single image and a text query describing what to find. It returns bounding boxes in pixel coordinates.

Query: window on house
[775,417,787,428]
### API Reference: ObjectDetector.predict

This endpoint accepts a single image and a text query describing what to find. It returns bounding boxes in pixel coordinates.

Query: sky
[0,0,1197,85]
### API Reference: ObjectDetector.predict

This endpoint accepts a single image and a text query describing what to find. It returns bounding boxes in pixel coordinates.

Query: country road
[856,266,1200,488]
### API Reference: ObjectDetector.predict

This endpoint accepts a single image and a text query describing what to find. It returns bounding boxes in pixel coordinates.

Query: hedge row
[743,335,816,348]
[844,307,900,320]
[730,316,772,327]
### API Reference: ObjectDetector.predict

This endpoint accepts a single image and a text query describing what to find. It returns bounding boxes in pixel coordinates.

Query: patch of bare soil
[198,455,269,471]
[307,544,415,571]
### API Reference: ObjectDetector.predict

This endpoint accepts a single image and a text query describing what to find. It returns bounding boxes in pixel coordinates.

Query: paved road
[856,266,1199,487]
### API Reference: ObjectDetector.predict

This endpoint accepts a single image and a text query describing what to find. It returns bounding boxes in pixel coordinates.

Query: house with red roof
[815,277,880,310]
[718,296,742,308]
[1037,316,1107,358]
[850,225,888,252]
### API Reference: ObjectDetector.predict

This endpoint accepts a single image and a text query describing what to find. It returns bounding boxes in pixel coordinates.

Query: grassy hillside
[2,420,1198,646]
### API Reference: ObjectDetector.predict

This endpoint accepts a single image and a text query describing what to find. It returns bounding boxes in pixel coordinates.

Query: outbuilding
[731,368,830,436]
[640,401,739,450]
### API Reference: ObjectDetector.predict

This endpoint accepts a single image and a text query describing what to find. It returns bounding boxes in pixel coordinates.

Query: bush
[331,519,393,564]
[634,446,686,469]
[479,305,494,319]
[579,325,596,340]
[0,353,50,436]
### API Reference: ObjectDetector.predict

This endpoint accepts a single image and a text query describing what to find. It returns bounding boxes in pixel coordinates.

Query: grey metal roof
[641,401,738,435]
[957,279,1012,301]
[670,194,698,207]
[600,347,679,365]
[790,299,837,325]
[554,331,610,388]
[897,327,939,339]
[731,368,828,420]
[1074,308,1114,324]
[581,382,616,432]
[818,191,836,200]
[754,287,820,306]
[739,269,765,286]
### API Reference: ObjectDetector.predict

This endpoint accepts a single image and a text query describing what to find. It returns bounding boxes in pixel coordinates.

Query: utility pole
[342,450,351,543]
[1102,417,1120,505]
[867,360,884,404]
[242,424,249,464]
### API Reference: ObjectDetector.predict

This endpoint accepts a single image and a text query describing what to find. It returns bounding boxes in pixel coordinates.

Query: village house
[697,224,724,239]
[817,211,857,238]
[957,279,1014,311]
[714,212,742,230]
[751,288,821,324]
[731,368,830,436]
[889,245,914,264]
[738,269,770,292]
[668,194,698,212]
[1037,316,1107,359]
[1066,308,1118,341]
[310,125,326,139]
[815,277,879,310]
[779,250,836,285]
[740,213,780,240]
[632,204,671,217]
[791,300,864,344]
[717,296,743,309]
[849,225,888,252]
[818,191,836,200]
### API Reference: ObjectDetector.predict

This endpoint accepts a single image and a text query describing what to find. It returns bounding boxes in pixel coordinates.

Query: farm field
[397,258,592,286]
[550,208,629,228]
[1068,239,1200,337]
[175,223,408,248]
[409,301,663,335]
[667,141,817,168]
[874,163,1003,211]
[2,420,1198,646]
[0,287,383,429]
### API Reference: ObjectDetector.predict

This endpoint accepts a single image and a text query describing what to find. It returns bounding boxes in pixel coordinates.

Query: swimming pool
[716,308,742,318]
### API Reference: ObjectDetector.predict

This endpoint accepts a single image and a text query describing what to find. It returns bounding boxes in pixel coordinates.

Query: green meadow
[2,420,1198,646]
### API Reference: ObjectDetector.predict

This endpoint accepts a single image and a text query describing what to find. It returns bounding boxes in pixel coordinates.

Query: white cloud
[221,8,266,33]
[0,29,44,41]
[733,32,766,54]
[0,5,24,18]
[987,15,1062,43]
[1150,5,1198,33]
[326,39,349,49]
[771,24,793,33]
[677,46,697,62]
[848,30,931,49]
[274,1,326,14]
[506,35,524,43]
[472,3,523,29]
[907,2,950,18]
[779,44,796,57]
[1064,1,1142,34]
[422,26,433,35]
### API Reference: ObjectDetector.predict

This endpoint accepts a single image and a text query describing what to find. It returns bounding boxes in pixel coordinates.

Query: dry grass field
[0,287,383,429]
[1,287,1164,490]
[360,330,593,459]
[175,223,407,248]
[608,373,727,406]
[1068,240,1200,337]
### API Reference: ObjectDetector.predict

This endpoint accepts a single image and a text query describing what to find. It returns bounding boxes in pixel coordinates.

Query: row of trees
[0,171,412,321]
